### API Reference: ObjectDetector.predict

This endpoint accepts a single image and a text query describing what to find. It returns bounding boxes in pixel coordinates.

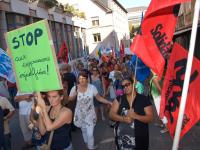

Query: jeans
[63,143,73,150]
[81,126,94,149]
[2,133,11,150]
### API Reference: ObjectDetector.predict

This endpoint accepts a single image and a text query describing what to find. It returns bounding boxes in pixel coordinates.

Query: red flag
[120,40,125,58]
[130,0,190,77]
[57,42,68,63]
[102,55,109,63]
[160,43,200,138]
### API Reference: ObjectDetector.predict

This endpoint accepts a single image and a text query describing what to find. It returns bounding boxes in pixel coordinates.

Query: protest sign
[5,20,62,92]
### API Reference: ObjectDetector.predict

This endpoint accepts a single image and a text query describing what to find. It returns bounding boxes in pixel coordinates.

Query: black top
[63,72,76,95]
[117,93,152,150]
[47,107,71,150]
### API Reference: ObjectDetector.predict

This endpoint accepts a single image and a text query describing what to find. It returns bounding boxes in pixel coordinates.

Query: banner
[5,20,62,93]
[0,48,15,83]
[160,43,200,138]
[130,0,190,77]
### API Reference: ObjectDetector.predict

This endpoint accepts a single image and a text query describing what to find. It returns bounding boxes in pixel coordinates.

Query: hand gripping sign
[5,20,62,93]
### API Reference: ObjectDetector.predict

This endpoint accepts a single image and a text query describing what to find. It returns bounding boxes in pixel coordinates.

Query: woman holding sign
[68,70,112,150]
[36,90,73,150]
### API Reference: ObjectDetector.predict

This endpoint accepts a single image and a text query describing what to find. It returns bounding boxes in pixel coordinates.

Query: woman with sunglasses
[109,78,153,150]
[68,70,112,150]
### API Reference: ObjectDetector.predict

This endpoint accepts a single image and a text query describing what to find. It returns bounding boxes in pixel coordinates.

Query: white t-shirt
[69,84,98,128]
[17,92,33,115]
[109,71,116,82]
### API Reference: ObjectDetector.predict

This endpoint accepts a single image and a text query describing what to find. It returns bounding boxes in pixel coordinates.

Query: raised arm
[41,108,72,131]
[14,94,33,102]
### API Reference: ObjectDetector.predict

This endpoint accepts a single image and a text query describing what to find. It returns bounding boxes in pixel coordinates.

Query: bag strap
[46,106,64,148]
[47,130,54,148]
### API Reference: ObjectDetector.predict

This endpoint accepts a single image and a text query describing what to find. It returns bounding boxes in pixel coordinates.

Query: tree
[43,0,58,8]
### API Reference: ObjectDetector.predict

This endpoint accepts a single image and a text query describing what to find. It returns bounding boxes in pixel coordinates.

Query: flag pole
[172,1,200,150]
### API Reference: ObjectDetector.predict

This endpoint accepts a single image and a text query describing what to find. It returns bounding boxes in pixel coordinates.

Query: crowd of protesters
[0,54,169,150]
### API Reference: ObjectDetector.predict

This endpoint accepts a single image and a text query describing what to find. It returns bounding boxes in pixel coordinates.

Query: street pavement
[9,109,200,150]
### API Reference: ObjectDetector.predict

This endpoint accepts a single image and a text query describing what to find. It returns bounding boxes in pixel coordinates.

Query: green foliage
[43,0,58,8]
[64,4,85,19]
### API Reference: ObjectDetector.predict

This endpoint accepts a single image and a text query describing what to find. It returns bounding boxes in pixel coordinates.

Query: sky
[57,0,151,9]
[118,0,151,8]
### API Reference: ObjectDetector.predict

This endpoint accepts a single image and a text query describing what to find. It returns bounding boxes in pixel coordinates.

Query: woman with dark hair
[68,70,112,150]
[36,90,73,150]
[109,78,153,150]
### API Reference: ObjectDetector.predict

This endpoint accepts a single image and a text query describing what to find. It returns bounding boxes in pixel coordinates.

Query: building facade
[61,0,130,55]
[127,6,147,28]
[0,0,87,59]
[174,0,200,60]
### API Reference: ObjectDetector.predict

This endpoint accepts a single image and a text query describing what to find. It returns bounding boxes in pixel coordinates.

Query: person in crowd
[0,106,4,149]
[0,96,15,150]
[106,79,116,127]
[62,64,77,96]
[68,70,112,150]
[7,81,18,108]
[91,67,105,121]
[36,90,73,150]
[29,93,48,149]
[14,92,34,149]
[76,62,84,76]
[109,64,120,83]
[106,79,116,103]
[61,64,77,132]
[109,78,153,150]
[121,64,133,79]
[150,74,168,133]
[0,77,10,100]
[76,61,92,82]
[99,63,110,92]
[114,71,124,97]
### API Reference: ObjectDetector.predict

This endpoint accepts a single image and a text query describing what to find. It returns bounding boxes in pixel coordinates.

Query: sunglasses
[79,77,87,80]
[121,82,131,89]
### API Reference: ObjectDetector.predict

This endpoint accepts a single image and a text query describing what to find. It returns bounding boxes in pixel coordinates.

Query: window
[92,20,99,26]
[93,33,101,42]
[91,17,99,26]
[6,13,29,31]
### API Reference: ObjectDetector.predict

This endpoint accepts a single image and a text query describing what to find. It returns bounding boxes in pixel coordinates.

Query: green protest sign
[5,20,62,92]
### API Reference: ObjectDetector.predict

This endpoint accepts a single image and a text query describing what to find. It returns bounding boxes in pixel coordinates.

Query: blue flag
[130,54,150,83]
[0,48,15,83]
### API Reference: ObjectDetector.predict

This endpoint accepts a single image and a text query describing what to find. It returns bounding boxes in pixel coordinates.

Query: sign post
[5,20,62,93]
